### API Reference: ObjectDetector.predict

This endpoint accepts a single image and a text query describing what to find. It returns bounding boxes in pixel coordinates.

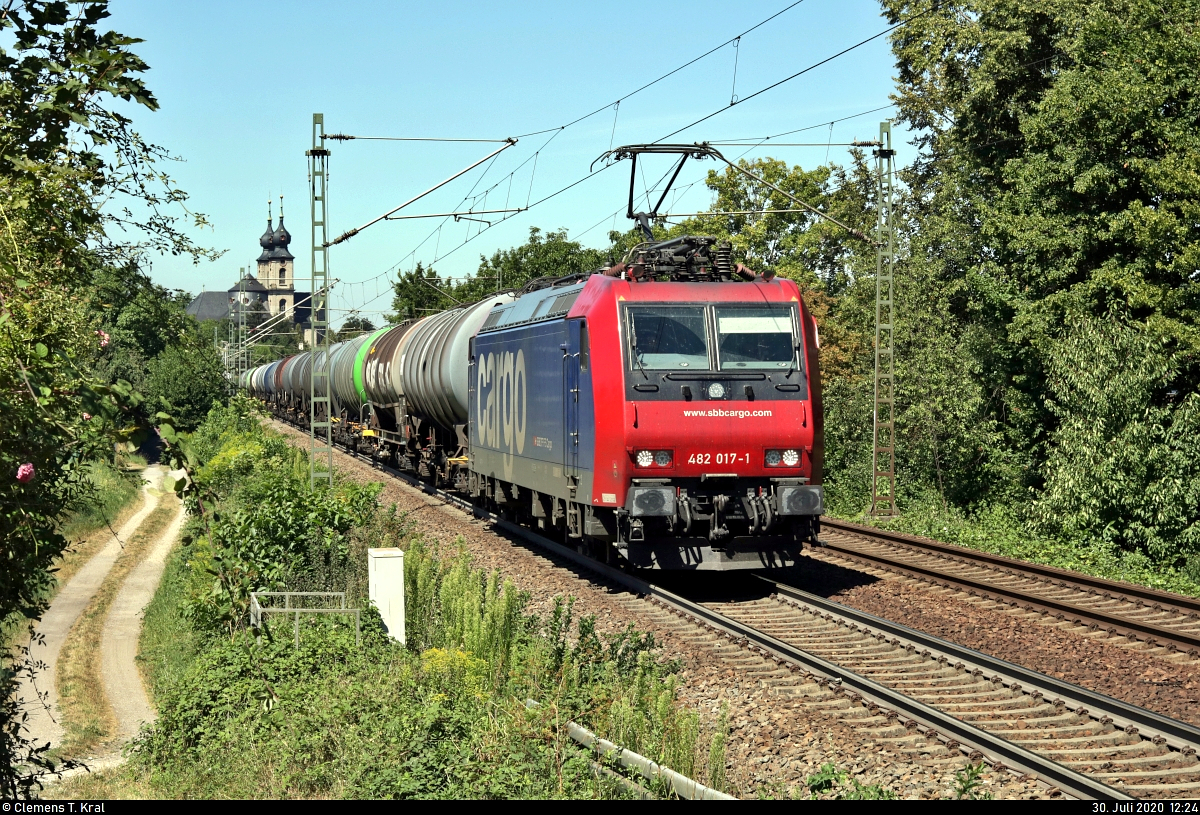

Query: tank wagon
[247,235,824,571]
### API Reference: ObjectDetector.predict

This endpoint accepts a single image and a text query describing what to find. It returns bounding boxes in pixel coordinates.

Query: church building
[186,198,316,330]
[257,199,297,318]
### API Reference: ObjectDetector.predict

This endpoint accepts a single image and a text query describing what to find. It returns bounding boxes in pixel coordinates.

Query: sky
[106,0,906,327]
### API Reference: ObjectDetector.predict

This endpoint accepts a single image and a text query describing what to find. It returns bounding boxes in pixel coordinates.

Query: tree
[386,262,456,322]
[144,342,226,431]
[458,227,608,302]
[336,316,375,341]
[0,1,218,795]
[685,156,876,295]
[884,0,1200,555]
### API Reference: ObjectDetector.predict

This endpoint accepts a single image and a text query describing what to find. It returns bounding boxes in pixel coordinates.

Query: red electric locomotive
[469,234,823,570]
[250,143,825,572]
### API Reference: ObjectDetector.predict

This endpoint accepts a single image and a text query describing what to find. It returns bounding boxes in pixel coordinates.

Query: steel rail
[818,521,1200,655]
[268,415,1140,800]
[496,524,1131,801]
[271,421,1128,801]
[821,519,1200,614]
[762,576,1200,756]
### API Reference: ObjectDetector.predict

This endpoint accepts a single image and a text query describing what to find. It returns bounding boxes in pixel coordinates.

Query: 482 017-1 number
[687,452,749,465]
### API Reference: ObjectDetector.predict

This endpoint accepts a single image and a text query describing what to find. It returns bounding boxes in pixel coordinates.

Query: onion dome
[270,213,294,261]
[258,213,275,262]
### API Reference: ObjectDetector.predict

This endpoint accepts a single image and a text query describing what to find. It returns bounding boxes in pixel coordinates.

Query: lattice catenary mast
[870,121,897,516]
[306,114,334,490]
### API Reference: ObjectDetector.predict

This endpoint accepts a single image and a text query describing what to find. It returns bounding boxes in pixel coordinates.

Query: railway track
[818,519,1200,659]
[270,416,1200,800]
[709,580,1200,798]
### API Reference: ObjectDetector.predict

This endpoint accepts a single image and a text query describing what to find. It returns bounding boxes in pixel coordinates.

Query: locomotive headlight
[706,382,726,399]
[634,449,673,468]
[765,449,801,467]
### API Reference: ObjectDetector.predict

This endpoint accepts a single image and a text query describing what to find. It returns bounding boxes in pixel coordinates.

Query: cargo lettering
[476,349,526,459]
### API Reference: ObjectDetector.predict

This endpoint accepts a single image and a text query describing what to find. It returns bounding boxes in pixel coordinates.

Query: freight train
[243,235,823,571]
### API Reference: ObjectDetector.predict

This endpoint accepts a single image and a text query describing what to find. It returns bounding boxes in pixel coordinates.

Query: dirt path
[19,467,164,749]
[100,500,185,739]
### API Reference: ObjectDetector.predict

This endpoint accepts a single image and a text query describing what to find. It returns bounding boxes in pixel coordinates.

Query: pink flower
[96,330,110,348]
[16,463,34,484]
[82,413,91,421]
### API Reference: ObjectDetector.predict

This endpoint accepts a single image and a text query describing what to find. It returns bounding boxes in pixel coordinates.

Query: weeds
[953,761,992,800]
[846,497,1200,599]
[66,405,724,799]
[804,762,895,800]
[706,703,729,791]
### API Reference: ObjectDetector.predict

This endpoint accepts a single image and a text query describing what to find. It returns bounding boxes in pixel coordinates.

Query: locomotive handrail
[663,371,766,380]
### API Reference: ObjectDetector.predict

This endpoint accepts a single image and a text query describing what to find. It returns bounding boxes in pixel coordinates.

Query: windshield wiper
[629,325,650,380]
[786,344,803,378]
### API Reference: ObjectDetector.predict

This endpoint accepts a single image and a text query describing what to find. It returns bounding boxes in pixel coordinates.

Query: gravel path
[100,497,186,740]
[18,468,163,750]
[268,420,1054,799]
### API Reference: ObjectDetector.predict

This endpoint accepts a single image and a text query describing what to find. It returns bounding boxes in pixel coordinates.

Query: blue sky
[108,0,904,326]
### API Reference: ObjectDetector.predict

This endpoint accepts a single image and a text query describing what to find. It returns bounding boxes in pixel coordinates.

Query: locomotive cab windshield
[715,305,797,370]
[624,303,803,375]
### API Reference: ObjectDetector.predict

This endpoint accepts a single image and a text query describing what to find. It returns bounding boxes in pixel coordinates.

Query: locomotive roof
[477,281,586,334]
[476,273,802,335]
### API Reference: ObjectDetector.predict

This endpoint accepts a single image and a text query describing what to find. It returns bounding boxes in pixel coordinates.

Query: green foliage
[0,2,219,268]
[953,761,992,800]
[679,156,876,294]
[860,496,1200,597]
[144,343,226,432]
[187,394,263,464]
[873,0,1200,563]
[707,703,729,793]
[463,226,609,298]
[804,762,895,800]
[57,457,141,541]
[186,456,380,637]
[389,228,613,323]
[387,262,457,323]
[128,405,720,798]
[0,276,149,794]
[1032,317,1200,562]
[335,316,375,341]
[91,266,227,431]
[138,539,201,707]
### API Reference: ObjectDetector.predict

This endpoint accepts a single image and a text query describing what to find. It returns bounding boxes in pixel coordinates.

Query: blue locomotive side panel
[469,318,595,502]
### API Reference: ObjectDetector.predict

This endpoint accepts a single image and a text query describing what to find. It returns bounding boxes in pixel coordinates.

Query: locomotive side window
[627,306,710,370]
[714,305,800,370]
[579,322,589,371]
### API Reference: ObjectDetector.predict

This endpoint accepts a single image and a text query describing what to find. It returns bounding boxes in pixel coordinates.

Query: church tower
[260,197,295,317]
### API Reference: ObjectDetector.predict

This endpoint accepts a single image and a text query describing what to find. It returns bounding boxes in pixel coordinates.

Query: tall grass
[138,539,201,706]
[49,406,726,799]
[58,457,143,542]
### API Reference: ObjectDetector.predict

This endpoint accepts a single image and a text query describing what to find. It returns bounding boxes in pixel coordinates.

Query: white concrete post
[367,548,406,645]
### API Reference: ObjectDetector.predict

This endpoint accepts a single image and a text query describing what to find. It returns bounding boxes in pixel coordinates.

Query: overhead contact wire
[653,9,935,144]
[513,0,807,139]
